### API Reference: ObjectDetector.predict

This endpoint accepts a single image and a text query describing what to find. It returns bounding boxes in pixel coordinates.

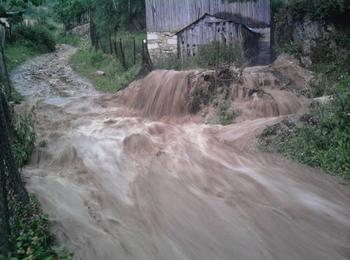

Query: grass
[5,44,41,72]
[259,73,350,180]
[218,102,236,125]
[156,43,244,71]
[70,38,142,92]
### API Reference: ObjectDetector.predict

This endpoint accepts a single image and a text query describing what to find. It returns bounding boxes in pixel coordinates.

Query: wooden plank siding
[176,15,259,60]
[145,0,271,33]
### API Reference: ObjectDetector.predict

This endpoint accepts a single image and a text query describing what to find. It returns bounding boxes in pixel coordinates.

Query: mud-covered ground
[11,45,350,260]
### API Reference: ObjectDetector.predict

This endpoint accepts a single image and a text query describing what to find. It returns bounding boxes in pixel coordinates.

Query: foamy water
[12,45,350,260]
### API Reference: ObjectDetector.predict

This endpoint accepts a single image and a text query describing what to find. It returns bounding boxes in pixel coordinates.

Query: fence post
[133,37,136,65]
[119,38,127,69]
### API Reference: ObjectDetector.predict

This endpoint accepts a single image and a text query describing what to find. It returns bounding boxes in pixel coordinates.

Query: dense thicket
[54,0,145,50]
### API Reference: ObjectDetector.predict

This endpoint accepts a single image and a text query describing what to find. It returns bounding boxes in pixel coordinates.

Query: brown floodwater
[11,45,350,260]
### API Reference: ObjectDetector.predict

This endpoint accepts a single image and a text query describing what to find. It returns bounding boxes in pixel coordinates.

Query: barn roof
[175,13,259,35]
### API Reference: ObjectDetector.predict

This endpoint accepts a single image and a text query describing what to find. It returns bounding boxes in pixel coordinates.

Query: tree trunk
[89,8,98,50]
[119,38,127,69]
[0,25,11,97]
[0,93,29,203]
[0,155,9,257]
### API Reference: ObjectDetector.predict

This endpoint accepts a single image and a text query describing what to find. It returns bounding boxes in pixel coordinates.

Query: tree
[53,0,145,50]
[0,0,44,17]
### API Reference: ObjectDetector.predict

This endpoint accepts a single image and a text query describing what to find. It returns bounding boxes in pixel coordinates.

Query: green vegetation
[260,0,350,179]
[156,43,244,70]
[5,44,39,72]
[9,195,72,259]
[11,24,56,52]
[5,23,57,71]
[56,32,82,47]
[218,102,236,125]
[260,75,350,180]
[0,1,74,258]
[11,110,36,167]
[7,110,71,259]
[70,38,141,92]
[281,0,349,21]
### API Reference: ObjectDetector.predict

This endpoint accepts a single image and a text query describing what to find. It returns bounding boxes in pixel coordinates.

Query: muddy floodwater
[11,45,350,260]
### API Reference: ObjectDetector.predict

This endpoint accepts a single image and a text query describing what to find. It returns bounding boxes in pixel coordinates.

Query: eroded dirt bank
[12,46,350,260]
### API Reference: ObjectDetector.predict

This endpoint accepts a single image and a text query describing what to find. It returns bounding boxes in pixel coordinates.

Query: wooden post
[133,37,136,65]
[113,40,119,60]
[119,38,127,69]
[0,26,11,97]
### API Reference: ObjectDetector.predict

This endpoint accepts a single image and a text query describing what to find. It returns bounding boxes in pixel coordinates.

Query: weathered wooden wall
[146,0,271,32]
[177,15,259,60]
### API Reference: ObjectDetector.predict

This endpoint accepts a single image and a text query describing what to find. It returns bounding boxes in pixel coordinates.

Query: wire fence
[98,36,153,71]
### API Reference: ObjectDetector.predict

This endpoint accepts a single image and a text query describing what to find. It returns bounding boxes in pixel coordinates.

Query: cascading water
[11,45,350,260]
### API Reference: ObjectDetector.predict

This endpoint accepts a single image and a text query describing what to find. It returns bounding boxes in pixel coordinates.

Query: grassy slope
[5,44,40,72]
[69,33,144,92]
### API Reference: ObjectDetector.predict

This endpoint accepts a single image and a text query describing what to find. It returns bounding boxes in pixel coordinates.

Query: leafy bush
[280,0,350,21]
[12,109,36,167]
[10,24,56,52]
[218,102,236,125]
[9,196,72,259]
[260,76,350,179]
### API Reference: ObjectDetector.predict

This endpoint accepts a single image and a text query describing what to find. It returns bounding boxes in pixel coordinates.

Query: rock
[67,23,90,36]
[312,96,333,106]
[271,54,314,91]
[95,70,106,76]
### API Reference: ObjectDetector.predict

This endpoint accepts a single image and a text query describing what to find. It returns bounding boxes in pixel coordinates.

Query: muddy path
[11,45,350,260]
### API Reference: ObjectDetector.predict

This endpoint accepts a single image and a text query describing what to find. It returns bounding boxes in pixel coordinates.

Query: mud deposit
[11,45,350,260]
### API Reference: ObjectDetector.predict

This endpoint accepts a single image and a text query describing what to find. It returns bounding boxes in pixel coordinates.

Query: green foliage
[53,0,87,29]
[5,43,39,71]
[273,0,350,21]
[70,39,141,92]
[271,0,286,12]
[11,109,36,167]
[218,102,235,125]
[10,24,56,52]
[0,0,44,15]
[8,196,72,259]
[9,89,24,104]
[261,76,350,179]
[55,32,82,47]
[156,43,244,70]
[53,0,145,30]
[275,41,303,57]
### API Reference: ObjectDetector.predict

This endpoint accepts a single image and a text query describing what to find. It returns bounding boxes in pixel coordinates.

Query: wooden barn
[176,13,259,59]
[145,0,272,65]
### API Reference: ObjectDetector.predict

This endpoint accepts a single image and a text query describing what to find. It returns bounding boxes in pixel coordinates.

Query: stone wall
[147,32,178,61]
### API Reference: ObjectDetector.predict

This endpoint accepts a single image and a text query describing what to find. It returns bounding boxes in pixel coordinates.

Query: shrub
[156,43,244,70]
[9,196,72,259]
[260,75,350,179]
[218,102,236,125]
[10,24,56,52]
[281,0,350,21]
[12,109,36,167]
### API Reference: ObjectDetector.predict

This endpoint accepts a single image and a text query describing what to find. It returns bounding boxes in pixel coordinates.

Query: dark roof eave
[175,13,260,35]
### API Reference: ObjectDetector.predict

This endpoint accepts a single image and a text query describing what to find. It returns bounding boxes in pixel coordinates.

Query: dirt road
[11,45,350,260]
